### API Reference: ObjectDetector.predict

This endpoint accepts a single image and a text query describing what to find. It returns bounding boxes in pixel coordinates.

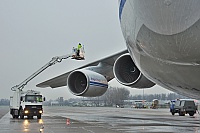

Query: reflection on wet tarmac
[0,107,200,133]
[23,120,30,132]
[38,119,43,124]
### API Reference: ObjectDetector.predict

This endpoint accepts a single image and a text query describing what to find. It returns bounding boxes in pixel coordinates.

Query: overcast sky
[0,0,173,100]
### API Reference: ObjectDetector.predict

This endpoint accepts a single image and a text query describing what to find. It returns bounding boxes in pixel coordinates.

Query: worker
[77,43,82,56]
[36,97,39,102]
[170,100,175,112]
[36,97,42,102]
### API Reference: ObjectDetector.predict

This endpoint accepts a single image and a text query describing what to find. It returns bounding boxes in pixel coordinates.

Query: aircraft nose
[133,0,200,35]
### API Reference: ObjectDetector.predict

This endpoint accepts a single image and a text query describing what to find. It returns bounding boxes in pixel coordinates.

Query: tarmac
[0,106,200,133]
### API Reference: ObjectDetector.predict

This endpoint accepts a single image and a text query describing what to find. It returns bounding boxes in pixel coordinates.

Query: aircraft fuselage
[120,0,200,98]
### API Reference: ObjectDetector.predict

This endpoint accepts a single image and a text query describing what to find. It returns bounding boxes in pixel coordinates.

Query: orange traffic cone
[66,118,70,125]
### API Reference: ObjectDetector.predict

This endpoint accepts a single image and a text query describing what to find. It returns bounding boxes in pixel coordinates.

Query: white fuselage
[120,0,200,98]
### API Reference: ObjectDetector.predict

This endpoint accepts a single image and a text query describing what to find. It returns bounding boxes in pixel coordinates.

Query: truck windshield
[25,95,42,102]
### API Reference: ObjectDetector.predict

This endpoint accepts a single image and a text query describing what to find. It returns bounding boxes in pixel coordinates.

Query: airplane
[37,0,200,99]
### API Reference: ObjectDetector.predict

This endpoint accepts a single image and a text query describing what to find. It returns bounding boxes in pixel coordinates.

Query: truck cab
[20,93,44,119]
[10,90,44,119]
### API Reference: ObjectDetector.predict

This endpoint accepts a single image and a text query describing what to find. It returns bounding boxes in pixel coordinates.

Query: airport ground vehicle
[170,99,197,116]
[151,99,159,109]
[135,102,147,108]
[10,90,44,119]
[133,100,147,109]
[116,104,124,108]
[10,48,85,119]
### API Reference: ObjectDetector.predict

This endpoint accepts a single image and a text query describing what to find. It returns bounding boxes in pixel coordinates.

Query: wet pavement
[0,106,9,119]
[0,106,200,133]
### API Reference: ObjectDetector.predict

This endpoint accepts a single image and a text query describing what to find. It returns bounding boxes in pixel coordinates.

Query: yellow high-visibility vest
[77,44,82,50]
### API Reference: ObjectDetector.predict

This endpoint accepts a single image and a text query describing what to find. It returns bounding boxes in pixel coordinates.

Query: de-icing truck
[9,50,85,119]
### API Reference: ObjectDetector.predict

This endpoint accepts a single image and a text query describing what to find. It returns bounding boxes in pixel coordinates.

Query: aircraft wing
[36,49,128,88]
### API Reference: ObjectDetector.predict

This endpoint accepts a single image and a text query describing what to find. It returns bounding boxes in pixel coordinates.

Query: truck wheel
[37,114,41,119]
[179,112,185,116]
[11,110,19,118]
[20,114,24,119]
[189,112,194,116]
[12,114,18,119]
[14,115,19,119]
[19,109,24,119]
[12,114,15,118]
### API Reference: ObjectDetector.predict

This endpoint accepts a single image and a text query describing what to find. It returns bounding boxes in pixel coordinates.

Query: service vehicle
[133,100,147,109]
[10,48,85,119]
[10,90,44,119]
[170,99,197,116]
[151,99,159,109]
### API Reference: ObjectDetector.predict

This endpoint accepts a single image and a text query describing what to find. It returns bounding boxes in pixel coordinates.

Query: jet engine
[113,54,155,88]
[67,69,108,97]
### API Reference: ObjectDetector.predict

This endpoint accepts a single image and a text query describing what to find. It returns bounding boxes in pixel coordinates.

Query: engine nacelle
[67,69,108,97]
[113,54,155,88]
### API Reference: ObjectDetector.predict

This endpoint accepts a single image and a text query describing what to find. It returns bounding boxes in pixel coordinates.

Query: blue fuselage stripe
[90,81,108,88]
[119,0,126,21]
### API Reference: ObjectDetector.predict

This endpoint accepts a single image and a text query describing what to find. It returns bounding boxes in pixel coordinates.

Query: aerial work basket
[71,45,85,60]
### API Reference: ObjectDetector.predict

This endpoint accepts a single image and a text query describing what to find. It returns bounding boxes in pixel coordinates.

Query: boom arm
[11,53,73,91]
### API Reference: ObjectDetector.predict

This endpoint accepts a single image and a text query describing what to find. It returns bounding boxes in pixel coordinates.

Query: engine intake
[113,54,155,88]
[67,69,108,97]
